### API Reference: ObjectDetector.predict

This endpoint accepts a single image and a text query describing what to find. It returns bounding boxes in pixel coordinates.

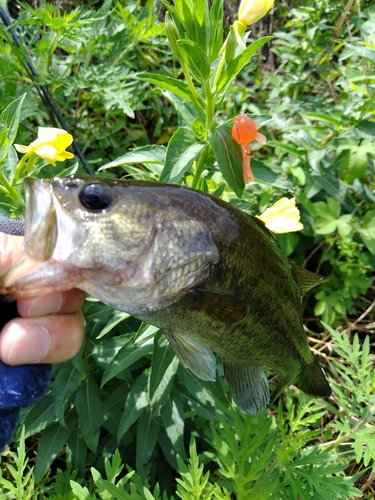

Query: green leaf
[101,340,153,387]
[267,141,306,157]
[177,40,211,83]
[161,127,205,183]
[99,145,166,171]
[21,393,56,438]
[209,123,244,198]
[34,415,74,483]
[208,0,223,62]
[96,310,131,339]
[117,373,149,440]
[149,333,179,406]
[138,72,193,101]
[161,394,186,460]
[251,160,292,189]
[0,93,26,168]
[361,213,375,254]
[162,90,206,128]
[348,44,375,64]
[342,146,368,182]
[136,408,160,471]
[304,112,342,127]
[53,362,82,427]
[216,37,274,93]
[75,377,102,452]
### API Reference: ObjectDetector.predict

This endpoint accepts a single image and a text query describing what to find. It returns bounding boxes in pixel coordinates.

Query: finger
[0,234,24,276]
[17,289,87,318]
[0,311,84,365]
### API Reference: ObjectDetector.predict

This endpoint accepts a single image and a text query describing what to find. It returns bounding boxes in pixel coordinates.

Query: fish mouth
[21,177,57,261]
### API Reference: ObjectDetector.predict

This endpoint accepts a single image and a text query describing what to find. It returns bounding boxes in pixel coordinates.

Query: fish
[232,115,267,183]
[0,175,331,414]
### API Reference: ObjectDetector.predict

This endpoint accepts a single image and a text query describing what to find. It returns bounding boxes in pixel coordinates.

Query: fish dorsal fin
[164,329,216,382]
[293,265,327,295]
[223,362,270,414]
[190,288,247,324]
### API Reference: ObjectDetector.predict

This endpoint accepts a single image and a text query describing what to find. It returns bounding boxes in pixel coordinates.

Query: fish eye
[79,183,113,212]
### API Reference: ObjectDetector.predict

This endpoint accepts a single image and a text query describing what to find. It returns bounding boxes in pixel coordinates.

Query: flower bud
[165,12,181,59]
[238,0,275,27]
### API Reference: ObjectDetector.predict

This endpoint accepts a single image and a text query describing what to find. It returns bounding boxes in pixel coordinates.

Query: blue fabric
[0,216,52,450]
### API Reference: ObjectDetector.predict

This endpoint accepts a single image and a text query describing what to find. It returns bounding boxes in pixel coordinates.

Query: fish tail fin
[270,357,331,404]
[296,356,331,398]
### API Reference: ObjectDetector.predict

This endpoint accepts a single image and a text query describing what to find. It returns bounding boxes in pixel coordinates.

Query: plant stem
[11,152,31,187]
[180,59,206,108]
[192,146,209,189]
[0,171,23,204]
[323,403,375,453]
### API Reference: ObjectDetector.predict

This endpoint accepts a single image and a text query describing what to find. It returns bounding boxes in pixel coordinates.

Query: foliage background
[0,0,374,498]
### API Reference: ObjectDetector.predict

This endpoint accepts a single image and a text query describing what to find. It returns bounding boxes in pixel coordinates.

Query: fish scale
[0,175,331,414]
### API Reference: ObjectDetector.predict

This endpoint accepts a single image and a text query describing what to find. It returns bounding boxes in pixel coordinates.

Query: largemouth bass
[0,175,331,413]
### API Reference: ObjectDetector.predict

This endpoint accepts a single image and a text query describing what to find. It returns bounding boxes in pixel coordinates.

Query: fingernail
[25,292,63,317]
[6,324,51,365]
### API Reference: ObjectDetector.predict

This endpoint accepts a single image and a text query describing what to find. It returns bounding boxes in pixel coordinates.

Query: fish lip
[21,177,57,261]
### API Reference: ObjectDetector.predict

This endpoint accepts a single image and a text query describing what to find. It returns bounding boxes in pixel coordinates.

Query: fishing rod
[0,5,94,176]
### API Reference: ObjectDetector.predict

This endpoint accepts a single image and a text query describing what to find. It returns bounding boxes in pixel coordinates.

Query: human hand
[0,233,86,365]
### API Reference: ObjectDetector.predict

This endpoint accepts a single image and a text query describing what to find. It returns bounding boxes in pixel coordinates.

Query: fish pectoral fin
[292,265,327,295]
[164,329,216,382]
[190,288,247,324]
[223,362,270,414]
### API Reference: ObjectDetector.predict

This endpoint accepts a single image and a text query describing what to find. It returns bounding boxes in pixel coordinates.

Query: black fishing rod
[0,5,94,176]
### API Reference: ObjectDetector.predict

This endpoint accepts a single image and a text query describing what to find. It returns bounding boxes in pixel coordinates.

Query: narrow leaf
[117,373,149,440]
[0,93,26,168]
[138,72,193,101]
[209,124,244,197]
[177,40,211,82]
[161,127,205,183]
[136,408,160,471]
[217,37,274,93]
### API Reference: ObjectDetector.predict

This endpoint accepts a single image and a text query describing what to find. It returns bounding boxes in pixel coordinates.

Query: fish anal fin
[191,288,247,324]
[296,356,331,398]
[293,265,327,295]
[223,362,270,414]
[164,329,216,382]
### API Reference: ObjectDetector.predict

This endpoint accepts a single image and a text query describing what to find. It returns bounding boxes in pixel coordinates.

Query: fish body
[232,115,267,183]
[0,175,331,413]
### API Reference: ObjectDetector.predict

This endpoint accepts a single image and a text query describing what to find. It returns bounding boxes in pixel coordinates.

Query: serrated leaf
[160,127,205,183]
[217,37,274,92]
[209,124,244,197]
[138,72,193,101]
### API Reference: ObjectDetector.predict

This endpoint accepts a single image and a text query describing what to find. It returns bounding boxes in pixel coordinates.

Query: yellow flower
[238,0,275,26]
[15,127,74,166]
[256,197,304,234]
